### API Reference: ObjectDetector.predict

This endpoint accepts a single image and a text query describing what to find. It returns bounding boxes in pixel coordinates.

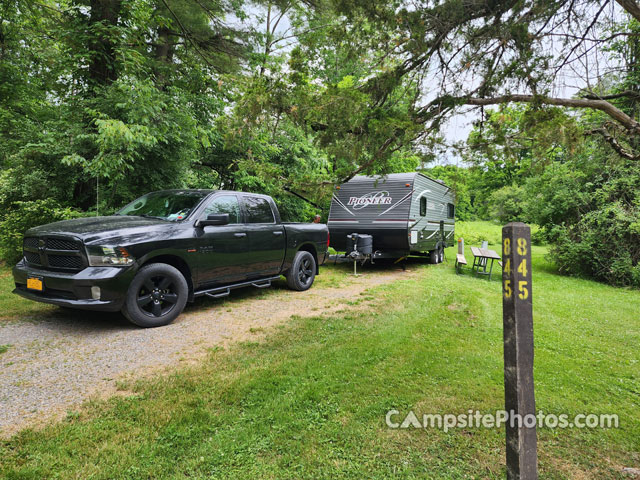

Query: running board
[194,275,282,299]
[205,289,230,299]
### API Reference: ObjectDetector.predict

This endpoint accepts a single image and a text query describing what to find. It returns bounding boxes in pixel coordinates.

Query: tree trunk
[616,0,640,22]
[88,0,122,86]
[154,26,174,87]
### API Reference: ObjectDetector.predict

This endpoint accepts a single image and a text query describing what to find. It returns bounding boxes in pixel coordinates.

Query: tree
[0,0,250,212]
[295,0,640,172]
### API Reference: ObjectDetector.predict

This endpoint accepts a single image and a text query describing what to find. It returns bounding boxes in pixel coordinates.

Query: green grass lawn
[0,267,55,322]
[454,220,540,246]
[1,222,638,479]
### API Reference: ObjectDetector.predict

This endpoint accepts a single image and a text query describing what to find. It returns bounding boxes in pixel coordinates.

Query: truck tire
[122,263,188,328]
[286,250,316,291]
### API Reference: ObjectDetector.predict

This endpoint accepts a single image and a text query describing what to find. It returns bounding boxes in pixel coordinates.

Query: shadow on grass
[187,257,432,313]
[325,255,433,271]
[185,277,291,314]
[453,267,504,283]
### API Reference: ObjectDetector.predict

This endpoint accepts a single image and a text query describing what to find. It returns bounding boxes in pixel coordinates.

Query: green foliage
[0,0,243,215]
[453,220,541,246]
[424,165,474,220]
[486,184,527,224]
[62,116,158,180]
[0,200,84,265]
[526,150,640,287]
[463,105,583,219]
[2,0,640,292]
[207,117,330,221]
[463,75,640,287]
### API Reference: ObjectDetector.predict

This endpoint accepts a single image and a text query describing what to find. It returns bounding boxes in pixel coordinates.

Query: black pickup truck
[12,190,328,327]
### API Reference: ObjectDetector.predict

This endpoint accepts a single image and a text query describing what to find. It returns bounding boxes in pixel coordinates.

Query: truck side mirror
[196,213,230,227]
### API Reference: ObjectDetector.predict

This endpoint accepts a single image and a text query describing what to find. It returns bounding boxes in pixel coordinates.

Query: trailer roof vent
[435,179,446,185]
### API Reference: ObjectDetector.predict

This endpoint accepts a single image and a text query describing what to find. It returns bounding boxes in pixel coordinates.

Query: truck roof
[148,189,272,197]
[146,189,217,194]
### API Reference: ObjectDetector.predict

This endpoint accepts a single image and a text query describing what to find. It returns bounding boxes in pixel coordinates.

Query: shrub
[0,200,84,265]
[549,203,640,287]
[487,184,527,223]
[524,149,640,288]
[531,229,547,246]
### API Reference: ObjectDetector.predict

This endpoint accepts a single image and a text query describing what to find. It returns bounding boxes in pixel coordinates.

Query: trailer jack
[394,256,408,271]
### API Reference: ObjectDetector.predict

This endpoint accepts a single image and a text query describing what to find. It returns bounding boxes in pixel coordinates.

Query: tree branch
[159,0,216,69]
[555,0,610,76]
[461,94,640,133]
[587,126,640,160]
[615,0,640,22]
[582,90,640,101]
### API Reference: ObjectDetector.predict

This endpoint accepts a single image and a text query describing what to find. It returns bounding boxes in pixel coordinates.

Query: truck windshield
[117,191,209,222]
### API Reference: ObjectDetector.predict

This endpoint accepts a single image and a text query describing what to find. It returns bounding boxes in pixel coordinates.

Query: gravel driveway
[0,265,412,437]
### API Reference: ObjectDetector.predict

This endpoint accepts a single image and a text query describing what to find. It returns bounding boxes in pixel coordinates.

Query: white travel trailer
[328,172,455,263]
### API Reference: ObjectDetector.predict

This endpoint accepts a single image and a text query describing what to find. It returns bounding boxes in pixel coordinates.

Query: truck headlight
[87,246,134,267]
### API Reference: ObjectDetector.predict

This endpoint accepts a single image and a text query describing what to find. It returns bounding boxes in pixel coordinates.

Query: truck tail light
[327,232,330,247]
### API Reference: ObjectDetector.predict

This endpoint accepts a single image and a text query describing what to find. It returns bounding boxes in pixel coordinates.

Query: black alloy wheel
[137,275,179,318]
[298,256,314,286]
[286,250,316,291]
[122,263,188,327]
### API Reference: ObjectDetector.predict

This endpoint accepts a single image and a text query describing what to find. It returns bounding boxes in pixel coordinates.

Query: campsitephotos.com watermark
[385,410,619,433]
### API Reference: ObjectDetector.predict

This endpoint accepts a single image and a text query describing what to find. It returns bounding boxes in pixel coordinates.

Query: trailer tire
[286,250,316,291]
[429,245,444,264]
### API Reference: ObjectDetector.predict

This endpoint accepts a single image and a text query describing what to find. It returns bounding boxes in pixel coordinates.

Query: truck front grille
[46,238,80,251]
[24,251,42,265]
[23,236,86,272]
[47,254,83,269]
[23,237,39,249]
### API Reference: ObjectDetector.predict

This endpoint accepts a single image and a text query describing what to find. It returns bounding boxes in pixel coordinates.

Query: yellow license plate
[27,277,43,291]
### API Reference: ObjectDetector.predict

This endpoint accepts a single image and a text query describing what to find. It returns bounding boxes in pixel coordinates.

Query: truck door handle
[234,232,247,238]
[272,231,283,235]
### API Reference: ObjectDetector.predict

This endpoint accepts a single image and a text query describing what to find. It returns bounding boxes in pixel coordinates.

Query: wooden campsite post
[502,222,537,480]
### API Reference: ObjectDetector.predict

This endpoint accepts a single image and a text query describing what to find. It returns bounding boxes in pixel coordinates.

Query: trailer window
[447,203,455,219]
[420,197,427,216]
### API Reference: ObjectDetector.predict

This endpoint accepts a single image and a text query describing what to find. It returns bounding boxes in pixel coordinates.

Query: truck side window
[203,195,240,223]
[447,203,455,219]
[420,197,427,216]
[244,197,275,224]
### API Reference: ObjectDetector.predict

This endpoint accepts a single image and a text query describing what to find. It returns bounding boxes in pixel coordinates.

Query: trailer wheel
[286,250,316,291]
[429,245,444,264]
